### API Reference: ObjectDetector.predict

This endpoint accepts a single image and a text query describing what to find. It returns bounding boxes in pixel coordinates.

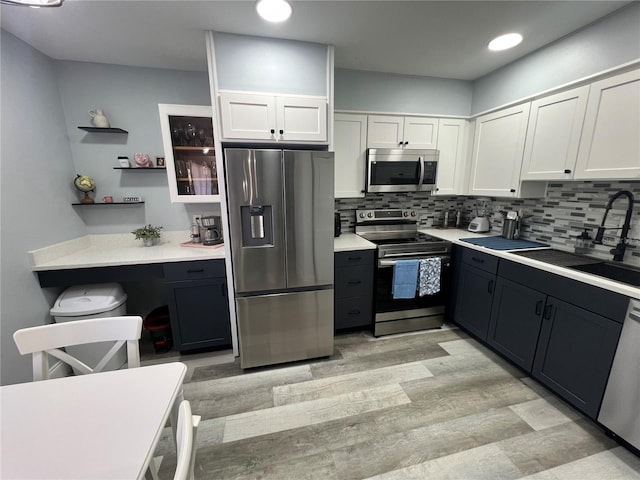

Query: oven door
[375,255,451,335]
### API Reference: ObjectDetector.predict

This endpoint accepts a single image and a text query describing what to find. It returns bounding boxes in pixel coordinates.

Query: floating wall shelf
[113,167,166,171]
[72,202,145,206]
[78,126,129,134]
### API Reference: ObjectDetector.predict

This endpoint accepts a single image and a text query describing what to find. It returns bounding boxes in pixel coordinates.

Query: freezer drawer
[237,289,334,368]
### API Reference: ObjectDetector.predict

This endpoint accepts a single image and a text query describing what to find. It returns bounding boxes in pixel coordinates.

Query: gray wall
[472,2,640,114]
[213,32,327,96]
[335,68,472,116]
[1,31,86,385]
[56,61,218,234]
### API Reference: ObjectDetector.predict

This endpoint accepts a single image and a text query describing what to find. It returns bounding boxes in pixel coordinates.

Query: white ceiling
[0,0,631,81]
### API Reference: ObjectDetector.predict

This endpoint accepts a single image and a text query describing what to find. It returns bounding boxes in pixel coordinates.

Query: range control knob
[367,212,373,218]
[403,211,409,217]
[410,211,416,217]
[359,212,365,218]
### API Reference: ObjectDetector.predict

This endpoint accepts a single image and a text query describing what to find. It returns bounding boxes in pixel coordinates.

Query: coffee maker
[200,215,223,245]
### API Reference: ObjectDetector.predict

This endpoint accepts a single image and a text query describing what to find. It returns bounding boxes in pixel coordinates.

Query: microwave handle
[418,156,425,187]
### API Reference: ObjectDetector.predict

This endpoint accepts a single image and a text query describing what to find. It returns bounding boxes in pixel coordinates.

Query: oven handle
[379,255,451,268]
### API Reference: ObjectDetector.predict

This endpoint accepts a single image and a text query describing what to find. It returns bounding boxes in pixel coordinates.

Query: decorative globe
[74,174,96,203]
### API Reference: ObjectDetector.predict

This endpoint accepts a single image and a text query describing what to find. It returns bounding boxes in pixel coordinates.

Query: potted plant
[132,224,163,246]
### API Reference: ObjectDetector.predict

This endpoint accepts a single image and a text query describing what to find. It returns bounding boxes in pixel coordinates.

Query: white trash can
[50,283,128,374]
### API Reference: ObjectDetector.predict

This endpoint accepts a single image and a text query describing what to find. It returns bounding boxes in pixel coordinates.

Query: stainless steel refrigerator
[224,148,335,368]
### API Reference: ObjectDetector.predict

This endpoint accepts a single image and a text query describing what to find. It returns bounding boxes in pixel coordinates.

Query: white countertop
[334,232,377,252]
[29,231,225,271]
[420,227,640,300]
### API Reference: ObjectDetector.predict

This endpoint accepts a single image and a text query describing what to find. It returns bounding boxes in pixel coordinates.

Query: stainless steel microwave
[366,148,438,193]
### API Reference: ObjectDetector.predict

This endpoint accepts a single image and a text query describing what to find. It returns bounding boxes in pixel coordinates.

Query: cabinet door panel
[367,115,404,148]
[219,92,276,140]
[276,96,327,142]
[488,277,545,371]
[434,119,467,196]
[455,264,495,340]
[403,116,439,149]
[521,86,589,180]
[334,113,367,198]
[468,103,531,197]
[575,69,640,179]
[532,297,622,419]
[158,104,220,203]
[166,278,231,351]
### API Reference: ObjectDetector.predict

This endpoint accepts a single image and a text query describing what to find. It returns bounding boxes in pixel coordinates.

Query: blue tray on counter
[461,236,549,250]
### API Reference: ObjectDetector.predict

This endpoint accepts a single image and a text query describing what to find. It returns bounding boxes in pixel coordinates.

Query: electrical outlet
[192,214,202,225]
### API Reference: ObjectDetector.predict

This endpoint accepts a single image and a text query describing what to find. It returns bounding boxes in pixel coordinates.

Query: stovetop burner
[355,209,451,257]
[370,232,440,246]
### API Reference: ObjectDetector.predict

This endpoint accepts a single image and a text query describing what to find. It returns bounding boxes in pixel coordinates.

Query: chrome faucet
[593,190,635,261]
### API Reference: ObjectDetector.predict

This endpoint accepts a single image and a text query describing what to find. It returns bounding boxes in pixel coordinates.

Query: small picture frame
[117,156,130,168]
[156,156,165,168]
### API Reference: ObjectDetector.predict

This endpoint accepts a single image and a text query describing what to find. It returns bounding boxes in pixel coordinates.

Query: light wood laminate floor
[142,325,640,479]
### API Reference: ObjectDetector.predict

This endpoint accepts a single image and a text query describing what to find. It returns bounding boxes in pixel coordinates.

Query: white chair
[13,316,142,381]
[149,400,201,480]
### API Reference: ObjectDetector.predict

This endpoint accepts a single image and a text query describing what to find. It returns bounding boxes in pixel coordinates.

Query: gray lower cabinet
[454,248,499,340]
[488,276,545,371]
[532,297,622,419]
[488,258,627,419]
[334,250,374,330]
[164,259,231,351]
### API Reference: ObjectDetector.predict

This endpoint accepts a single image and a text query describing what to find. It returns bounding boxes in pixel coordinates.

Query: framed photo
[156,156,165,168]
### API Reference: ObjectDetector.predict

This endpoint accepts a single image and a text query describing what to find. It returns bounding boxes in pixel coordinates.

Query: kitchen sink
[512,248,597,268]
[513,248,640,287]
[568,262,640,287]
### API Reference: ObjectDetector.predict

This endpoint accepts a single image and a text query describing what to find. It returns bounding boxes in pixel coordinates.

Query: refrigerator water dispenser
[241,205,273,246]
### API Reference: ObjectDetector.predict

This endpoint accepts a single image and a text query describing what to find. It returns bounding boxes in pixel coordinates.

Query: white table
[1,362,187,479]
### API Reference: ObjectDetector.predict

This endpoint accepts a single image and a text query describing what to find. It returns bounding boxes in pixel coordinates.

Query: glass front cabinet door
[159,104,220,203]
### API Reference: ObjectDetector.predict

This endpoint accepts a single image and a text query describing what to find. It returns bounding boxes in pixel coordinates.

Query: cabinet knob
[564,169,571,174]
[398,142,403,146]
[404,141,409,145]
[510,188,516,193]
[270,129,275,134]
[279,129,284,135]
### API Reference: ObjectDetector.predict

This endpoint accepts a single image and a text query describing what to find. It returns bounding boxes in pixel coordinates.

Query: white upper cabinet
[468,103,532,197]
[521,85,590,180]
[367,115,438,149]
[434,118,468,196]
[574,69,640,180]
[158,104,221,204]
[334,113,367,198]
[219,91,327,143]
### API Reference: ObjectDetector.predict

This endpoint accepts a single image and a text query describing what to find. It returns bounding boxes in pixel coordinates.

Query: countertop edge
[420,228,640,300]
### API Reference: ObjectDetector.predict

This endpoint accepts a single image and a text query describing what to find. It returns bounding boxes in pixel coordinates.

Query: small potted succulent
[132,224,163,247]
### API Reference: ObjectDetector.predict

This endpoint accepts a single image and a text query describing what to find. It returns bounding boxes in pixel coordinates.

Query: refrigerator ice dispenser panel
[241,205,273,246]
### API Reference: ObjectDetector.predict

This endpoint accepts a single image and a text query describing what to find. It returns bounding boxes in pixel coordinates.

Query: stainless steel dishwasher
[598,298,640,451]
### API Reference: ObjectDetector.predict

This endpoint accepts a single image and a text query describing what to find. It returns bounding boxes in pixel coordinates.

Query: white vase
[143,237,154,247]
[89,109,110,128]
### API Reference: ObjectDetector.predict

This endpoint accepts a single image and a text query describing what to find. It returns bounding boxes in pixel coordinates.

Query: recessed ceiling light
[488,33,523,51]
[256,0,292,23]
[1,0,63,6]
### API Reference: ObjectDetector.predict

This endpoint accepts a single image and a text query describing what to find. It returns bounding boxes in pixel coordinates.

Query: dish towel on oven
[392,259,419,299]
[419,257,441,296]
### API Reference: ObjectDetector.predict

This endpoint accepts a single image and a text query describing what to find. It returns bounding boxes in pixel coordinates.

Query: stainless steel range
[356,209,452,336]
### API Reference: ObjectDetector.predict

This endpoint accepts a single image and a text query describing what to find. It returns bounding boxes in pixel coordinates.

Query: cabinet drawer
[335,265,373,299]
[163,260,225,281]
[335,297,373,330]
[462,248,499,274]
[335,250,374,268]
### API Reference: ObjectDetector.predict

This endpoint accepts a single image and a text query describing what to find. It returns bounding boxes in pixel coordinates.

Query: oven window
[376,263,449,313]
[370,161,419,186]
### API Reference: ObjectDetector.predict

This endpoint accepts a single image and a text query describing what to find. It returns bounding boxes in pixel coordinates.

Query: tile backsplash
[336,181,640,267]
